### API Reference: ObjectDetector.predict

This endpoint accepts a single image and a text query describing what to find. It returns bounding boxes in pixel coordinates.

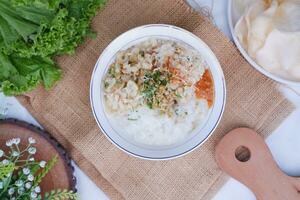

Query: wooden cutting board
[215,128,300,200]
[0,119,76,195]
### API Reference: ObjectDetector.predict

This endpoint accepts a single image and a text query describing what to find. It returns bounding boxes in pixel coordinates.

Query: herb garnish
[108,67,116,78]
[141,70,171,109]
[104,82,109,88]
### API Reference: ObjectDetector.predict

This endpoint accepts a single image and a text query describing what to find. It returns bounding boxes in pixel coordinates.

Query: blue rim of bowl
[90,24,226,160]
[227,0,300,86]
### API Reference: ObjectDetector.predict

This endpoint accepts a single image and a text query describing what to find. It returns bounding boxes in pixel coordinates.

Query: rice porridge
[103,39,214,146]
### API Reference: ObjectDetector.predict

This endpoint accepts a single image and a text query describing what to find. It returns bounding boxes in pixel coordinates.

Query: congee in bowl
[103,39,214,146]
[90,24,225,159]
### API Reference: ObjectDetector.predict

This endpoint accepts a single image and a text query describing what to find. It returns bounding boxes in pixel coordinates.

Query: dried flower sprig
[0,137,78,200]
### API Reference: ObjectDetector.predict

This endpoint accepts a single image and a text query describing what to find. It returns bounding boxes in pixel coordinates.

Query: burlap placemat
[17,0,295,199]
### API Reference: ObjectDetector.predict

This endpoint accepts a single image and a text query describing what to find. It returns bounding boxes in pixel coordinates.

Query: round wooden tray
[0,119,76,194]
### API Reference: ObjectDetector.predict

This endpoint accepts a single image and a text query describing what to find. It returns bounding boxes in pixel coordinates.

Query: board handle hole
[235,146,251,162]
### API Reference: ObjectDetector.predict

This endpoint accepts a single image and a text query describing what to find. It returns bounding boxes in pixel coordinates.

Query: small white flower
[0,150,4,157]
[39,161,46,168]
[34,186,41,193]
[11,138,16,144]
[18,187,24,195]
[8,187,14,195]
[12,151,19,157]
[6,139,13,147]
[28,137,36,144]
[27,174,34,181]
[30,191,37,198]
[0,182,3,189]
[13,138,21,145]
[15,180,24,187]
[23,168,30,175]
[28,147,36,155]
[2,159,9,165]
[25,182,32,189]
[29,157,35,162]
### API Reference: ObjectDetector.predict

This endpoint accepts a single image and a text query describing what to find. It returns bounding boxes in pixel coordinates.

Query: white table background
[1,0,300,199]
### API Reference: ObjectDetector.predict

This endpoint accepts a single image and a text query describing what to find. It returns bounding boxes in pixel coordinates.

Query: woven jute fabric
[17,0,295,199]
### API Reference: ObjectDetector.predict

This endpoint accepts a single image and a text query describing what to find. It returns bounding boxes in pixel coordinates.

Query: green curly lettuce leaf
[0,52,61,95]
[0,0,107,96]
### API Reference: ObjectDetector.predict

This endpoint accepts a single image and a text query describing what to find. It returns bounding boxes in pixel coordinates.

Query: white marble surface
[1,1,300,199]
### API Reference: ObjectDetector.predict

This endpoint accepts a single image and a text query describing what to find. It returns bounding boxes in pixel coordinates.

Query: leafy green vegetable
[0,0,107,95]
[0,1,39,41]
[0,52,61,95]
[0,15,19,46]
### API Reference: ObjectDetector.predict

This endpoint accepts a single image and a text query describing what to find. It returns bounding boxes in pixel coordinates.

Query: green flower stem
[20,144,31,155]
[0,173,12,198]
[14,143,20,153]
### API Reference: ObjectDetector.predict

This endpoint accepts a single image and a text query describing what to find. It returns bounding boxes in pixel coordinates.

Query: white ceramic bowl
[90,24,226,160]
[228,0,300,86]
